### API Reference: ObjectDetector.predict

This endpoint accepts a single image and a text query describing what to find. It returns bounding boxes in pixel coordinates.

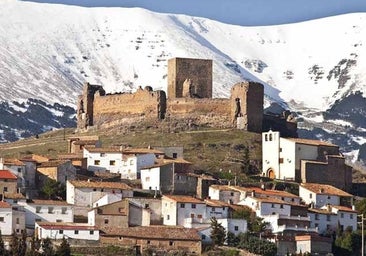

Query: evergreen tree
[18,231,27,256]
[27,236,41,256]
[41,238,54,256]
[210,217,226,246]
[0,230,7,256]
[55,237,70,256]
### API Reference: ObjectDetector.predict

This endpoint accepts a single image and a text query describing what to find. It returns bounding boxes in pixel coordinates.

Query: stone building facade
[77,57,294,135]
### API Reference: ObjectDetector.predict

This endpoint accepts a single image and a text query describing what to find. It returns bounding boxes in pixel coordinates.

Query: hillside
[0,0,366,163]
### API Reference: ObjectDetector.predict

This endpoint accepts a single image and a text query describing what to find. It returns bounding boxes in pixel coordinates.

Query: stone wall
[168,58,212,99]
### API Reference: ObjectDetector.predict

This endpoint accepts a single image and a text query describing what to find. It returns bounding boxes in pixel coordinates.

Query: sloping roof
[163,195,204,204]
[233,186,300,198]
[39,160,70,168]
[84,147,122,153]
[2,158,25,166]
[0,170,17,180]
[58,154,84,160]
[308,208,336,215]
[101,226,200,241]
[331,205,357,213]
[0,201,11,208]
[68,180,132,190]
[72,140,99,145]
[37,222,97,230]
[247,196,291,205]
[286,138,337,147]
[300,183,352,197]
[209,185,237,192]
[4,193,26,199]
[27,199,70,206]
[122,148,164,155]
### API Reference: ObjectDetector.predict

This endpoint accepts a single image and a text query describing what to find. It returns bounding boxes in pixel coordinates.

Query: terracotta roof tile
[37,222,97,230]
[163,195,204,204]
[39,160,70,168]
[4,193,26,199]
[58,154,84,160]
[101,226,200,241]
[84,147,122,153]
[0,201,11,208]
[27,199,70,206]
[0,170,17,180]
[209,185,237,192]
[248,196,291,205]
[287,138,338,147]
[69,180,132,190]
[331,205,357,213]
[72,140,99,145]
[301,183,352,197]
[308,208,336,215]
[2,159,25,166]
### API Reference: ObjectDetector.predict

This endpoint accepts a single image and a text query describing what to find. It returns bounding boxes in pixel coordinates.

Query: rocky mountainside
[1,1,366,162]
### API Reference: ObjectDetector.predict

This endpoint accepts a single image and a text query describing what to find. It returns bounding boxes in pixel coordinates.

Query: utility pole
[359,214,365,256]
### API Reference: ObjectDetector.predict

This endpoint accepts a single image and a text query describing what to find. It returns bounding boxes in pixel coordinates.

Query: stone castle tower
[167,57,212,99]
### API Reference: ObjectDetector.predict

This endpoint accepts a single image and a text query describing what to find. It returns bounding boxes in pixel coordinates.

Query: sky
[21,0,366,26]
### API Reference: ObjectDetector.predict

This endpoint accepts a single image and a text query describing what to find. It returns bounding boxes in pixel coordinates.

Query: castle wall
[231,82,263,133]
[168,58,212,99]
[92,87,166,125]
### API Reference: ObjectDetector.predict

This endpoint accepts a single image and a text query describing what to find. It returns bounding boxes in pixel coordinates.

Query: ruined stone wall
[230,81,263,133]
[92,87,166,126]
[168,58,212,99]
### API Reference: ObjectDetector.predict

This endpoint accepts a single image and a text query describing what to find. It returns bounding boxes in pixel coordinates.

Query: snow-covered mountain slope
[1,0,366,162]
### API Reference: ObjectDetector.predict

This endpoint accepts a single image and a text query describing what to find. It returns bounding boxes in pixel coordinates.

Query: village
[0,58,363,256]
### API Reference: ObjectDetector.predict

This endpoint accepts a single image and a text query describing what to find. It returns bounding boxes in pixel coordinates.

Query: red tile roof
[300,183,352,197]
[2,159,25,166]
[27,199,70,206]
[37,222,97,230]
[0,201,11,208]
[101,226,200,241]
[163,195,204,204]
[0,170,17,180]
[287,138,337,147]
[68,180,132,190]
[331,205,357,213]
[39,160,70,168]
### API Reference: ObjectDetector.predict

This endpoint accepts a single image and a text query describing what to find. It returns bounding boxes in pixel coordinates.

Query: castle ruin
[77,57,295,135]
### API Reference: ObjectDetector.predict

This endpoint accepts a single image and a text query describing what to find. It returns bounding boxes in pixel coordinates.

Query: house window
[169,241,174,246]
[104,219,109,224]
[315,223,319,228]
[271,204,274,208]
[56,219,62,222]
[326,224,330,230]
[167,215,170,220]
[180,203,185,208]
[59,230,63,234]
[3,187,7,192]
[234,226,239,231]
[74,230,79,234]
[90,230,94,235]
[130,160,133,165]
[191,204,196,209]
[341,213,344,218]
[147,240,150,244]
[280,204,284,209]
[202,235,206,240]
[269,134,273,141]
[272,212,276,215]
[197,214,202,219]
[191,213,194,218]
[326,215,331,221]
[327,196,331,199]
[110,160,116,166]
[36,207,41,213]
[230,192,234,196]
[94,160,100,165]
[315,214,319,220]
[16,229,20,233]
[35,219,41,222]
[61,207,67,214]
[350,214,354,219]
[48,207,54,214]
[265,134,268,141]
[279,158,284,164]
[0,217,4,222]
[309,194,312,199]
[279,148,282,152]
[16,218,19,224]
[145,204,149,209]
[172,153,178,159]
[145,177,150,182]
[100,153,105,157]
[17,168,21,173]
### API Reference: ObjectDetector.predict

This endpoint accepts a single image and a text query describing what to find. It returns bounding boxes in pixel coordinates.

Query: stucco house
[0,170,18,195]
[0,201,25,235]
[262,130,352,190]
[68,135,101,154]
[35,222,99,241]
[100,226,201,255]
[299,183,353,208]
[66,180,133,207]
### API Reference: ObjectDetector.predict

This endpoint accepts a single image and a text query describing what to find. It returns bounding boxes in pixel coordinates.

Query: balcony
[274,224,318,233]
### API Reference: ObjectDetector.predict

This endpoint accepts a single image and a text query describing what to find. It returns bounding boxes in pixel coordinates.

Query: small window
[74,230,79,234]
[16,218,19,224]
[145,204,149,209]
[315,214,319,220]
[280,204,284,209]
[100,153,105,157]
[279,158,284,164]
[234,226,239,231]
[291,198,294,202]
[167,215,170,220]
[327,196,331,199]
[230,192,234,196]
[90,230,94,235]
[56,219,62,223]
[94,160,100,165]
[17,168,21,173]
[180,203,185,208]
[172,153,178,159]
[279,148,282,152]
[145,177,150,182]
[190,213,194,218]
[269,134,273,141]
[169,241,174,246]
[147,240,150,244]
[271,204,274,208]
[110,160,116,166]
[191,204,196,209]
[48,207,54,214]
[35,218,41,222]
[3,187,7,192]
[197,214,202,219]
[59,230,63,234]
[202,235,206,240]
[16,229,20,233]
[130,160,133,165]
[315,223,318,228]
[341,213,344,218]
[36,207,41,213]
[61,207,67,214]
[309,193,312,199]
[265,134,268,141]
[104,219,109,224]
[0,217,3,222]
[350,214,354,219]
[326,215,331,221]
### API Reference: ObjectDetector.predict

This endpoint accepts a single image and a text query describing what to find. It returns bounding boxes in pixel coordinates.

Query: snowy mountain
[1,0,366,162]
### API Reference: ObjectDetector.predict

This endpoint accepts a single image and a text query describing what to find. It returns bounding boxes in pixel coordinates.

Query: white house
[239,196,292,217]
[208,185,242,204]
[17,199,73,231]
[66,180,133,207]
[140,163,173,191]
[84,147,162,179]
[299,183,353,208]
[35,222,99,240]
[262,130,339,181]
[0,201,25,235]
[92,194,123,208]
